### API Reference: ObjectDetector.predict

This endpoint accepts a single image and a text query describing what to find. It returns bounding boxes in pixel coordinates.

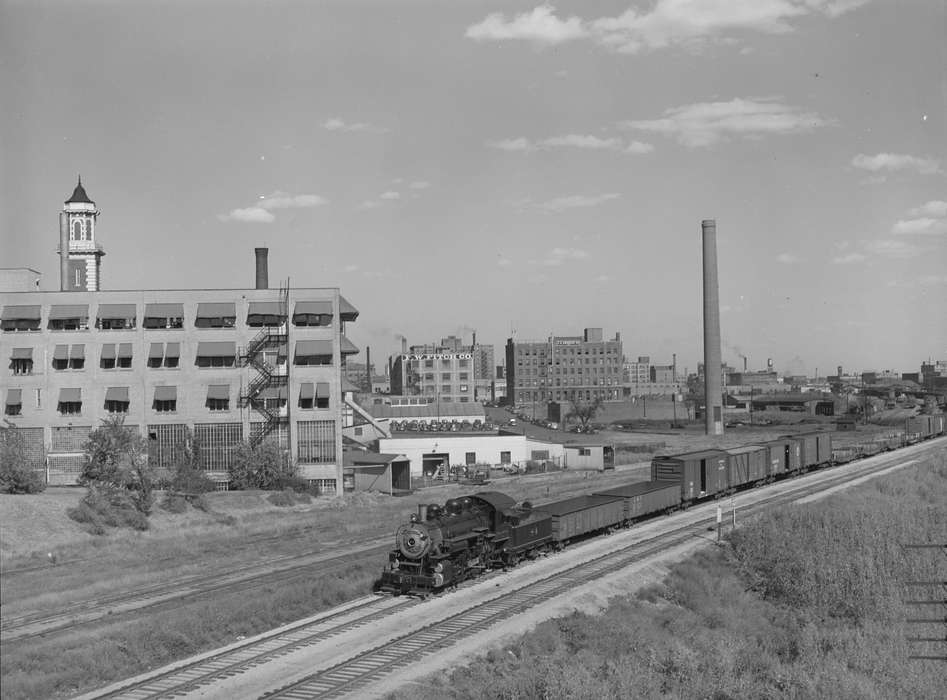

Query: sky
[2,0,945,378]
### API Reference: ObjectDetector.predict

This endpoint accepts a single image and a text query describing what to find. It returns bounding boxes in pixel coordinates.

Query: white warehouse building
[378,434,564,478]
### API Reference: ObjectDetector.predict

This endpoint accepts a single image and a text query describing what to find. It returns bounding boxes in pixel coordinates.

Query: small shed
[342,450,411,495]
[562,443,615,470]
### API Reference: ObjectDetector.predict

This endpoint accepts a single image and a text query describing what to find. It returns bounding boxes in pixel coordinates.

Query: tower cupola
[59,176,105,291]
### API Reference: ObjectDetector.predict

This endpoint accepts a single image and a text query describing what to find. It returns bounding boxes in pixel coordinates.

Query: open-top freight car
[593,480,680,522]
[536,494,625,546]
[651,449,728,503]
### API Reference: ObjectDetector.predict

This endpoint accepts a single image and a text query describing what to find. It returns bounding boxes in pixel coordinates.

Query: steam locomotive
[378,421,945,596]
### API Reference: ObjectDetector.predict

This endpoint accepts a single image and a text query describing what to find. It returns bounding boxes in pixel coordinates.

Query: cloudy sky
[2,0,944,377]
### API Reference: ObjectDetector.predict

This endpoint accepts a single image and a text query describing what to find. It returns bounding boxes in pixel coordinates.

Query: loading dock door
[422,453,449,478]
[700,460,707,493]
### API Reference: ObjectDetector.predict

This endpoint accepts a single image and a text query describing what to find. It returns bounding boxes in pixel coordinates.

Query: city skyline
[2,1,944,377]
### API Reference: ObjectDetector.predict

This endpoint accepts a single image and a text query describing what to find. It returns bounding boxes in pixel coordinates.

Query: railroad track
[0,540,388,643]
[80,442,942,700]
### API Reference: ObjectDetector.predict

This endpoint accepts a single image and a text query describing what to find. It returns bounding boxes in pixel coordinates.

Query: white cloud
[832,252,866,265]
[539,193,621,212]
[623,97,832,147]
[466,1,868,54]
[892,218,947,236]
[323,117,388,134]
[409,181,431,190]
[218,191,326,223]
[488,134,652,153]
[466,5,587,46]
[851,153,942,175]
[218,207,275,224]
[497,257,513,267]
[343,264,360,273]
[865,239,921,258]
[776,252,800,264]
[358,200,382,210]
[380,191,401,200]
[909,200,947,218]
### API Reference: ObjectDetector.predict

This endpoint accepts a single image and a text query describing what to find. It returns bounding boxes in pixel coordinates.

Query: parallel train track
[80,440,944,700]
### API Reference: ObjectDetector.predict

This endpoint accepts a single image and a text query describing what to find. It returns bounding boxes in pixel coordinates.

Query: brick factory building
[1,181,360,493]
[388,335,494,403]
[505,328,624,405]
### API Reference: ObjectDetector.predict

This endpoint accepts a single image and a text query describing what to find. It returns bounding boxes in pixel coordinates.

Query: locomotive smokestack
[254,247,269,289]
[59,212,69,291]
[702,219,724,435]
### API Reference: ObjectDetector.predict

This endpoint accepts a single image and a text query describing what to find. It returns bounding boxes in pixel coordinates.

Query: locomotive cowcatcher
[378,491,552,595]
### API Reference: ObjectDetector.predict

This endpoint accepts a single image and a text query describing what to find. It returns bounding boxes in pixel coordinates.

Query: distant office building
[388,335,495,403]
[505,328,623,405]
[0,268,42,292]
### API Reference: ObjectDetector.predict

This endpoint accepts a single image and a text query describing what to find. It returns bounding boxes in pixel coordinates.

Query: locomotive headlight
[434,562,444,573]
[392,557,400,570]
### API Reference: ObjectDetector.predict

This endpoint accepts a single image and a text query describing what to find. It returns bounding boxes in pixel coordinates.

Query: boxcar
[593,481,680,521]
[724,445,769,489]
[933,414,946,436]
[537,494,625,544]
[651,449,728,501]
[786,432,832,470]
[759,437,801,477]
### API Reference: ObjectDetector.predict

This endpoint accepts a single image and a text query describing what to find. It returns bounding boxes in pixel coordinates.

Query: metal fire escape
[239,283,290,446]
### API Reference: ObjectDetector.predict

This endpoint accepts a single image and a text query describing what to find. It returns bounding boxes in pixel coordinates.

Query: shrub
[229,441,297,490]
[0,426,46,494]
[67,488,150,534]
[82,416,156,515]
[267,489,297,507]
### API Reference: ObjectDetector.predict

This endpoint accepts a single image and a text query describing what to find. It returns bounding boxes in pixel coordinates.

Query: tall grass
[393,456,947,700]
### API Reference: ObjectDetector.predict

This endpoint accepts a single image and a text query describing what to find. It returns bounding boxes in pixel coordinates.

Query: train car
[724,445,769,489]
[593,480,680,521]
[759,437,801,478]
[933,414,946,436]
[651,449,728,502]
[536,494,625,546]
[378,491,552,595]
[785,432,832,471]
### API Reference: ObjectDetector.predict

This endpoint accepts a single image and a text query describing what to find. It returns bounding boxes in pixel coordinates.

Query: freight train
[378,419,945,595]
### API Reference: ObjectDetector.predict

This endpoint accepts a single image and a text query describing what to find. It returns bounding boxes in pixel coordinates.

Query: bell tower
[59,176,105,291]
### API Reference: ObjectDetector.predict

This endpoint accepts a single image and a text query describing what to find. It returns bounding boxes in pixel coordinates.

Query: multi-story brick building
[0,182,359,493]
[388,335,495,403]
[505,328,623,405]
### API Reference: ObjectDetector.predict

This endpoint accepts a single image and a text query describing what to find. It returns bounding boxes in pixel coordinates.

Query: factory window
[194,422,243,471]
[459,359,469,368]
[465,452,476,465]
[424,373,434,381]
[578,448,591,457]
[459,396,469,402]
[297,420,336,464]
[11,356,33,375]
[154,399,176,413]
[441,384,451,393]
[106,400,129,414]
[58,401,82,416]
[459,385,468,392]
[459,372,469,380]
[308,478,337,495]
[424,360,434,368]
[441,396,453,403]
[208,398,229,412]
[197,355,236,368]
[441,372,451,380]
[195,303,237,329]
[441,359,451,368]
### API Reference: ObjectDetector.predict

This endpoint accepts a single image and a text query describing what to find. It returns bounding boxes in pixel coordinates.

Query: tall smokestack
[365,346,372,392]
[401,336,407,354]
[254,247,268,289]
[702,219,723,435]
[59,212,69,291]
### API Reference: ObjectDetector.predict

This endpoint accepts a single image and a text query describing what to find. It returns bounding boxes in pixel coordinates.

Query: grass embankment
[395,455,947,700]
[0,466,659,699]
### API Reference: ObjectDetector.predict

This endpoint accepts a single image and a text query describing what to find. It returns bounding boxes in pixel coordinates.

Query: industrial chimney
[254,248,268,289]
[702,219,723,435]
[401,336,408,354]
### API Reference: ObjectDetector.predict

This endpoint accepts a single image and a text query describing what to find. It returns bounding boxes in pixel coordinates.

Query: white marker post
[716,504,722,542]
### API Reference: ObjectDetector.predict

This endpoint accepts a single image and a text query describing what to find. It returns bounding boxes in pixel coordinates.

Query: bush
[0,426,46,494]
[229,441,297,490]
[82,416,156,515]
[67,488,150,534]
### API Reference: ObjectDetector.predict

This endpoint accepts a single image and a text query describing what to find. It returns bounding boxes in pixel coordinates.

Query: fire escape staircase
[239,285,290,446]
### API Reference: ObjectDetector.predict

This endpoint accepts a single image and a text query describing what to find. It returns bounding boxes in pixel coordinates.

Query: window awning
[316,382,330,398]
[54,344,69,360]
[59,388,81,402]
[105,387,129,402]
[207,384,230,400]
[117,343,132,359]
[339,295,359,321]
[295,339,333,357]
[196,341,236,357]
[260,385,287,400]
[144,303,184,317]
[5,389,21,406]
[340,335,359,355]
[154,386,177,401]
[196,302,236,318]
[11,348,33,360]
[164,342,180,358]
[299,382,314,400]
[70,344,85,360]
[294,301,332,316]
[49,304,89,320]
[100,343,116,360]
[1,305,41,321]
[148,342,164,359]
[97,304,136,319]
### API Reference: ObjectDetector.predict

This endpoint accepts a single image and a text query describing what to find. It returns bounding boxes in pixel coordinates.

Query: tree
[229,441,297,490]
[0,424,46,494]
[81,415,156,514]
[567,397,603,430]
